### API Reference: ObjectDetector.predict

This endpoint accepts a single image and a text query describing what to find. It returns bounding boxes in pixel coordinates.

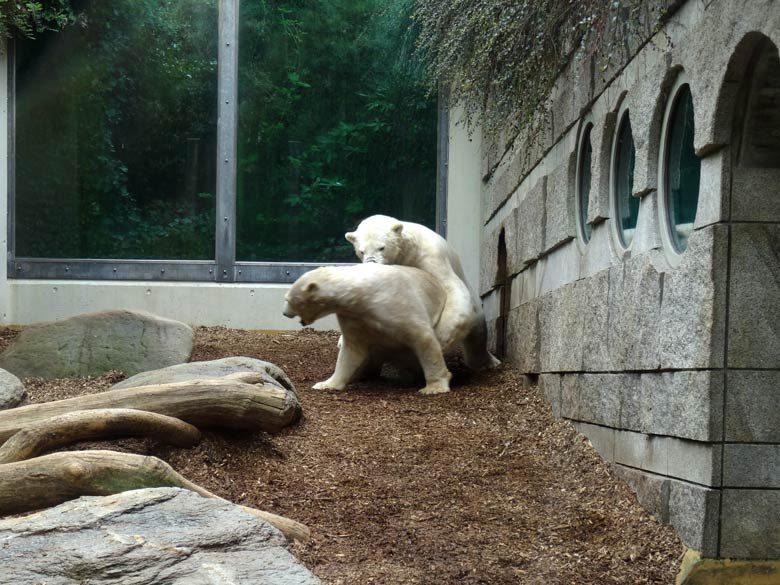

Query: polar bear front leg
[410,330,452,395]
[313,340,368,390]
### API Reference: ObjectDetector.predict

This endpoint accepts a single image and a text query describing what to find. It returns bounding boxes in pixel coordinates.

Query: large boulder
[0,488,321,585]
[0,368,24,409]
[0,310,193,379]
[111,356,296,396]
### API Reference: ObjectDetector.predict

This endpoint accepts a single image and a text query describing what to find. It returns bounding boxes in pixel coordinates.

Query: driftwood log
[0,376,301,443]
[0,409,201,464]
[0,372,311,542]
[0,450,310,542]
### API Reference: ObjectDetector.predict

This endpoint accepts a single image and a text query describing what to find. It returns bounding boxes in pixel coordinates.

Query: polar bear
[282,263,452,395]
[345,214,499,370]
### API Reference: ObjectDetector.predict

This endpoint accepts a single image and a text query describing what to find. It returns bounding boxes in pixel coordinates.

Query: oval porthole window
[576,123,594,244]
[663,84,700,253]
[613,112,638,249]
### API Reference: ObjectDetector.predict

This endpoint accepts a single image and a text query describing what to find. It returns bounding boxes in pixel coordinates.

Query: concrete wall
[477,0,780,561]
[446,105,483,293]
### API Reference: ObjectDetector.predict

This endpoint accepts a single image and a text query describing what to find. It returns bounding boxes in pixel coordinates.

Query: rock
[111,356,296,397]
[0,368,24,410]
[0,487,321,585]
[0,310,193,379]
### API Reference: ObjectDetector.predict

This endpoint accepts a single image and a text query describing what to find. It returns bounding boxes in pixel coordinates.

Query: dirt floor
[1,326,683,584]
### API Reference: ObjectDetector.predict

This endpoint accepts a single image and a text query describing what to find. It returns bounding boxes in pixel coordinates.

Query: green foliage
[15,0,218,260]
[412,0,671,140]
[236,0,436,262]
[0,0,76,40]
[14,0,436,262]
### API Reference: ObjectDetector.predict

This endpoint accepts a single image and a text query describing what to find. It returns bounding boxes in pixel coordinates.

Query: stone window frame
[574,114,595,253]
[657,71,698,268]
[608,99,637,255]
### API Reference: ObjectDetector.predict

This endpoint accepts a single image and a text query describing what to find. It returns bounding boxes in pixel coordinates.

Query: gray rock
[506,301,540,373]
[726,370,780,442]
[0,367,24,409]
[572,420,616,462]
[0,310,193,379]
[580,269,612,371]
[667,478,720,557]
[587,110,615,225]
[111,356,295,396]
[612,463,671,524]
[539,281,585,373]
[658,224,728,369]
[721,489,780,559]
[728,224,780,369]
[724,444,780,489]
[562,373,634,429]
[630,371,724,442]
[606,254,663,371]
[0,487,320,585]
[543,157,576,254]
[538,373,562,418]
[516,177,547,267]
[479,224,501,296]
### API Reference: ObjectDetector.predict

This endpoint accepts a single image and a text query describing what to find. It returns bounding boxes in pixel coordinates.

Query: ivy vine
[0,1,78,41]
[412,0,676,141]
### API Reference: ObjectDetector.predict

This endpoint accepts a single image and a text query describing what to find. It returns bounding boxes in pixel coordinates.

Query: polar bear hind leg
[461,317,501,370]
[410,328,452,395]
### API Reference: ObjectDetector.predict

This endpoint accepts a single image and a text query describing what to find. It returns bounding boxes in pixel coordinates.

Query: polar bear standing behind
[345,214,499,370]
[283,264,452,395]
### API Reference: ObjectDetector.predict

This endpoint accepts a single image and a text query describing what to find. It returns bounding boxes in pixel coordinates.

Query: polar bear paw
[418,379,451,396]
[313,379,345,390]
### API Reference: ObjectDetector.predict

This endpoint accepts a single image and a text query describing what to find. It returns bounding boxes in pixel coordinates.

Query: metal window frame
[6,0,447,284]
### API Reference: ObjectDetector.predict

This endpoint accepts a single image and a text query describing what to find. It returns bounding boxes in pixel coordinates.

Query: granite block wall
[475,0,780,561]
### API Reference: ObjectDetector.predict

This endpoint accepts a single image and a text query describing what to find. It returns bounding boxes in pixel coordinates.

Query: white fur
[283,264,452,395]
[346,215,499,369]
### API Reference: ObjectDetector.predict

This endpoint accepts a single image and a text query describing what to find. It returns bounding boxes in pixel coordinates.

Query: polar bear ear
[305,282,318,293]
[391,222,403,235]
[345,232,357,244]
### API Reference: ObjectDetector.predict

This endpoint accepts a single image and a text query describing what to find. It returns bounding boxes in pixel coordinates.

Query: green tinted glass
[15,0,218,260]
[235,0,436,262]
[578,125,593,242]
[665,85,700,252]
[615,114,638,248]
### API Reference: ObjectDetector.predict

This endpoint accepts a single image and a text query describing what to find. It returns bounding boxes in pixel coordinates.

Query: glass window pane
[15,0,218,260]
[615,114,638,248]
[236,0,437,262]
[665,85,700,252]
[578,125,593,242]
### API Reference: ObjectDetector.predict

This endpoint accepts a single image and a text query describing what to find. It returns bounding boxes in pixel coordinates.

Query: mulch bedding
[0,326,683,584]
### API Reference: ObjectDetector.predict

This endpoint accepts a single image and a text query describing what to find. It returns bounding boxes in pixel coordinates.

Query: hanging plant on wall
[0,1,78,41]
[413,0,679,142]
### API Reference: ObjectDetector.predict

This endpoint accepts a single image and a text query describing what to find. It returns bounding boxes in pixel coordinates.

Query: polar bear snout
[282,301,298,319]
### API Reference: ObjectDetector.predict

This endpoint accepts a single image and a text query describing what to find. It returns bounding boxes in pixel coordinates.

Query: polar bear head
[345,214,405,265]
[283,269,332,326]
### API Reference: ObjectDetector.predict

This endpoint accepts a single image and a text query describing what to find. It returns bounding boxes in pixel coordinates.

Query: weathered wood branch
[0,450,310,542]
[0,378,301,443]
[0,409,201,464]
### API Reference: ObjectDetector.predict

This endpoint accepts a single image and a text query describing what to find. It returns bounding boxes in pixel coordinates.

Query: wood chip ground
[1,326,683,584]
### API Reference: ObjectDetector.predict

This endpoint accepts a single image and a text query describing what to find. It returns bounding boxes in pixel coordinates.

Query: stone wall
[476,0,780,561]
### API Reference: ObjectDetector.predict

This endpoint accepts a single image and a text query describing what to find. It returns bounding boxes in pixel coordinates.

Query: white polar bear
[283,263,452,395]
[345,214,499,370]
